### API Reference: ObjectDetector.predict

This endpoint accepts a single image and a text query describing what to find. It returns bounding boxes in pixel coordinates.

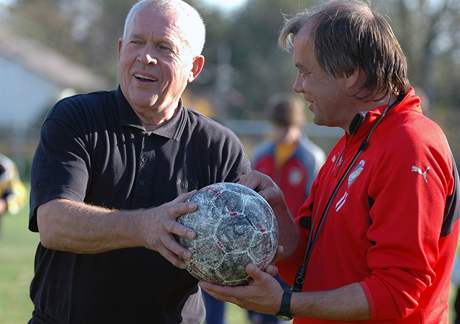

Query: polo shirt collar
[115,87,186,140]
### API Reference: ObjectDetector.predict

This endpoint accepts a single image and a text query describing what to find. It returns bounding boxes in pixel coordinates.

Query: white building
[0,23,109,130]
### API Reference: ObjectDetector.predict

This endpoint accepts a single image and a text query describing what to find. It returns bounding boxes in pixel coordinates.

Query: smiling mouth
[133,73,157,82]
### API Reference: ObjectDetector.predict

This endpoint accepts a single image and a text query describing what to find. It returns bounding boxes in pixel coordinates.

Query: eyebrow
[128,32,174,43]
[129,33,143,39]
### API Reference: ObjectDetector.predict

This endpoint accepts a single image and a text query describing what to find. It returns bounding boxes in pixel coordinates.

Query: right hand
[139,191,198,268]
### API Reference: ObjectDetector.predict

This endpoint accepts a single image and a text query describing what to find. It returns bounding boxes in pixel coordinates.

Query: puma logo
[411,165,430,183]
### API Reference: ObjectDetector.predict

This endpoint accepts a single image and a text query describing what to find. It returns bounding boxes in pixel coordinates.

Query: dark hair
[279,0,409,100]
[268,94,305,128]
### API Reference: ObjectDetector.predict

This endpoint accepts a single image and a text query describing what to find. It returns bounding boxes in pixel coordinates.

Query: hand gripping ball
[177,182,278,286]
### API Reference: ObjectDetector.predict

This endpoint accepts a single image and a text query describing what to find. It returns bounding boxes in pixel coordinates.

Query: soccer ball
[177,182,278,286]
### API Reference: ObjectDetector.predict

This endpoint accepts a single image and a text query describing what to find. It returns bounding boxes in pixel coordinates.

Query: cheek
[119,55,133,77]
[168,64,188,85]
[160,65,175,87]
[302,79,318,95]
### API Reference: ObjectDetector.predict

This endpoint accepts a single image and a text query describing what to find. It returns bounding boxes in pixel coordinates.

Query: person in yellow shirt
[0,153,27,221]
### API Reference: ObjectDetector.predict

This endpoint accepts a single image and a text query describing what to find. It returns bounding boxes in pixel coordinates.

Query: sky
[0,0,248,11]
[201,0,247,11]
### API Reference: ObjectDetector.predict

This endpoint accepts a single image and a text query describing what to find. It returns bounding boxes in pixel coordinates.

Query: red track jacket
[278,88,459,323]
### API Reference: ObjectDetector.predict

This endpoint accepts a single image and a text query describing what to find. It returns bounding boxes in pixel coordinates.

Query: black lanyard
[292,91,405,293]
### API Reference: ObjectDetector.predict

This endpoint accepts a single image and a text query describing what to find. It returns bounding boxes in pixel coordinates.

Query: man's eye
[158,44,173,52]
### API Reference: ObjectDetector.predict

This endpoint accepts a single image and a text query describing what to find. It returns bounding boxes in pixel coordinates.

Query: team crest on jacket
[288,168,303,185]
[348,160,365,188]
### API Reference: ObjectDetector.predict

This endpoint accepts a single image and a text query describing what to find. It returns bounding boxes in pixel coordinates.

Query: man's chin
[128,96,159,110]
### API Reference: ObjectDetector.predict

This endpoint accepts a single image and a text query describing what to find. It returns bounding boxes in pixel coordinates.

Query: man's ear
[344,68,362,90]
[117,38,123,58]
[188,55,205,83]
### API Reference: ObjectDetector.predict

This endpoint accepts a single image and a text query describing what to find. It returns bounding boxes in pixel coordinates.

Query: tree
[7,0,460,122]
[8,0,136,83]
[376,0,460,105]
[216,0,314,119]
[375,0,460,159]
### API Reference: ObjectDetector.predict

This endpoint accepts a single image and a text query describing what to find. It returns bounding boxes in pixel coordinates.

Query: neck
[274,127,301,144]
[344,92,398,134]
[135,102,180,129]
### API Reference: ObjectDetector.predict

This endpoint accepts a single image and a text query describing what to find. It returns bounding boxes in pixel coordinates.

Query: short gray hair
[122,0,206,56]
[279,0,409,100]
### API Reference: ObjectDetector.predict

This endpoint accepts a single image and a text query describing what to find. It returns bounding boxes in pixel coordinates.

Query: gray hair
[122,0,206,56]
[279,0,409,99]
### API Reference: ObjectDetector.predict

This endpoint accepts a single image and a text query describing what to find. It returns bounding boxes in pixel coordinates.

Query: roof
[0,22,109,90]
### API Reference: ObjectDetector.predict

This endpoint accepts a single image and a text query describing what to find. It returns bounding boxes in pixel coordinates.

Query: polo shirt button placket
[138,155,147,187]
[140,154,147,167]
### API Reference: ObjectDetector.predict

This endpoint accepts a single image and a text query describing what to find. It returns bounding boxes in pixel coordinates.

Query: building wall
[0,56,61,129]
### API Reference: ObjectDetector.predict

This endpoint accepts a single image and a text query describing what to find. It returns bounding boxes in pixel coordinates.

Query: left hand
[199,263,284,315]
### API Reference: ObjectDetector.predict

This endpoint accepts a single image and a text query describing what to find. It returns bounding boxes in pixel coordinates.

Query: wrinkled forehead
[127,6,193,50]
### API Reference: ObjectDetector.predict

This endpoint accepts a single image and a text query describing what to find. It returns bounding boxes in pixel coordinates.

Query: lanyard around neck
[292,91,405,293]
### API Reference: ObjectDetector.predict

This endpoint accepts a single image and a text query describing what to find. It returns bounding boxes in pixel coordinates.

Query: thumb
[264,264,279,277]
[238,173,257,190]
[174,190,197,203]
[246,263,270,283]
[273,245,285,262]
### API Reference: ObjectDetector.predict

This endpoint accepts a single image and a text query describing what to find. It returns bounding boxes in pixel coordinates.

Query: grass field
[0,208,38,324]
[0,207,457,324]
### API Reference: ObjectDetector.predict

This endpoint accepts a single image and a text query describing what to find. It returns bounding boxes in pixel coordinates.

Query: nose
[137,53,158,65]
[145,54,157,64]
[292,74,303,93]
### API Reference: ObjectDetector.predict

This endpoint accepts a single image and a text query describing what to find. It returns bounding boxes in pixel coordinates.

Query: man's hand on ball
[239,171,291,221]
[199,263,283,315]
[239,171,286,209]
[264,264,279,277]
[273,245,286,262]
[139,191,197,268]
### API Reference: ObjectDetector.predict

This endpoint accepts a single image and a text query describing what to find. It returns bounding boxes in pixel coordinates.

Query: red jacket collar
[348,86,422,139]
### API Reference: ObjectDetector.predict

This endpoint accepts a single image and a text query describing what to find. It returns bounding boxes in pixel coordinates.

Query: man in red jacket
[200,1,460,323]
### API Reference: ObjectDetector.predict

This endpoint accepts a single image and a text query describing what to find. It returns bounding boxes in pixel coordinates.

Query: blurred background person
[252,94,325,220]
[0,153,27,233]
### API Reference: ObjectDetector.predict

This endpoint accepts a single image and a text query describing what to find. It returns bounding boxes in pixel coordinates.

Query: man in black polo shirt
[28,1,249,323]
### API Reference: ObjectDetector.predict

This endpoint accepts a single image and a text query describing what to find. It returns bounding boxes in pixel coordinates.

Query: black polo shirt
[29,88,250,324]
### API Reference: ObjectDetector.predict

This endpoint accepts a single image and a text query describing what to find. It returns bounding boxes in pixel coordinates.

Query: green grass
[0,207,457,324]
[0,208,38,324]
